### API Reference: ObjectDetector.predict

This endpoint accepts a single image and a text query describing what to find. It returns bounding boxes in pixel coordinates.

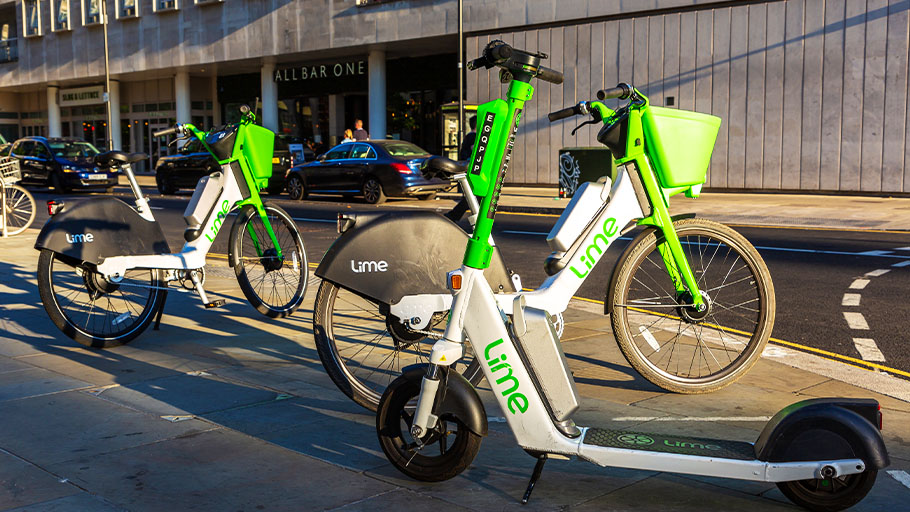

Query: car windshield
[380,141,429,157]
[49,141,101,158]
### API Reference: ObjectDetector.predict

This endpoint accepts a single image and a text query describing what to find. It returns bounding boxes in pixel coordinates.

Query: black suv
[8,137,119,192]
[154,134,314,195]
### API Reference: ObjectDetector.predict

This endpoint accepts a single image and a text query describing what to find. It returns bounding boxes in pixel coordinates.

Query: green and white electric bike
[375,42,888,511]
[36,106,307,348]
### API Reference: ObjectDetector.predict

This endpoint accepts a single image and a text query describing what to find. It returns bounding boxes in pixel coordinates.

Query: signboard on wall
[273,60,367,83]
[59,86,105,107]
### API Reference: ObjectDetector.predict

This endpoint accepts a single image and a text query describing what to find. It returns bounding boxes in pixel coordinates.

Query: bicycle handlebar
[596,83,633,101]
[536,66,564,85]
[467,40,564,84]
[152,125,182,138]
[548,104,584,122]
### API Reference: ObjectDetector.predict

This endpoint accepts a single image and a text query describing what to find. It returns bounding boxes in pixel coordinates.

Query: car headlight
[61,165,78,172]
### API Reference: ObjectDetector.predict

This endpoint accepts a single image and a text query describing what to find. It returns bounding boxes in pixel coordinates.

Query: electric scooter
[375,41,888,511]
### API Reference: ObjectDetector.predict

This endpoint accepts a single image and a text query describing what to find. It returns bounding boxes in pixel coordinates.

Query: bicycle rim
[2,185,35,236]
[613,221,773,387]
[46,254,161,341]
[237,206,307,314]
[321,283,476,406]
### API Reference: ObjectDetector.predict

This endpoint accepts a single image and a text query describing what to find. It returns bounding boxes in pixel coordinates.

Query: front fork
[627,156,705,311]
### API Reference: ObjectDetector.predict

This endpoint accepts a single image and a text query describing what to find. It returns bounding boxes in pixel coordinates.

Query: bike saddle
[94,151,148,168]
[421,156,465,179]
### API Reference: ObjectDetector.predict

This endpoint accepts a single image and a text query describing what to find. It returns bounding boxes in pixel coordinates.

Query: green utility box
[557,147,615,198]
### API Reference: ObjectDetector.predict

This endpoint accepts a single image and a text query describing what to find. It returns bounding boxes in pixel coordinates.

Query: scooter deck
[583,428,755,461]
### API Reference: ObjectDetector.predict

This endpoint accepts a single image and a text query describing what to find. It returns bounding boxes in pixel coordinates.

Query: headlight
[61,165,79,173]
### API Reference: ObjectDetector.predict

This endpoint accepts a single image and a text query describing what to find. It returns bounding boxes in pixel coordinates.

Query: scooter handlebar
[152,125,182,138]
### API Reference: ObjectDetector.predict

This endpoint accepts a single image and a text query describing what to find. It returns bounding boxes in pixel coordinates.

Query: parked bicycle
[0,156,36,237]
[35,106,308,348]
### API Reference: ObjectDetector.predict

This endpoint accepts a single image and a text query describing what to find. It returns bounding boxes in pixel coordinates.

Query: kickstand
[521,454,547,504]
[153,291,168,331]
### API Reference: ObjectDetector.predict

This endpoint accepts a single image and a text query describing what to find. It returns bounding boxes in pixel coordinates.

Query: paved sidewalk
[2,230,909,511]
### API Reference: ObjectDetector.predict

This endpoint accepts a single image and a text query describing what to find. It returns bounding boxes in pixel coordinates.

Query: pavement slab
[0,367,91,403]
[0,450,79,510]
[7,493,126,512]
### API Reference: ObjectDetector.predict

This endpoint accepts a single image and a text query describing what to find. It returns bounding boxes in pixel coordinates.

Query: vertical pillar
[47,85,61,137]
[175,70,191,124]
[328,94,345,146]
[368,49,386,140]
[261,61,278,132]
[109,79,121,149]
[211,75,221,127]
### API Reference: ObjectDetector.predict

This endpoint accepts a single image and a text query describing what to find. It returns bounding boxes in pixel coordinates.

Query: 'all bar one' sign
[273,60,366,82]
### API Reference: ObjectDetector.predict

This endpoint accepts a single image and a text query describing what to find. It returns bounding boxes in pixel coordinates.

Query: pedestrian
[352,119,370,141]
[458,115,477,161]
[341,129,354,143]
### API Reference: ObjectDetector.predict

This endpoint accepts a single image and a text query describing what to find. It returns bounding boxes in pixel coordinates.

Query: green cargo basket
[241,123,275,189]
[641,106,721,188]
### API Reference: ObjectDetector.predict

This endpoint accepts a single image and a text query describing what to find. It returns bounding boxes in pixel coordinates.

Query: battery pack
[546,178,611,253]
[184,171,224,230]
[510,296,579,422]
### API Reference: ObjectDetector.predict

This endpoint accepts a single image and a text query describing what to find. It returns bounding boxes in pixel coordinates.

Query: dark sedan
[9,137,118,192]
[286,140,454,204]
[155,136,312,195]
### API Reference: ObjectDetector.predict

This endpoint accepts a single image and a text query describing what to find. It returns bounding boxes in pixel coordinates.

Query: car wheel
[104,186,115,194]
[362,177,386,204]
[419,192,437,201]
[157,176,177,195]
[287,175,307,201]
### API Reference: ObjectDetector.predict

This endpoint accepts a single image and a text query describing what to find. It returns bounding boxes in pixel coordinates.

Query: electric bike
[35,106,308,348]
[375,41,888,511]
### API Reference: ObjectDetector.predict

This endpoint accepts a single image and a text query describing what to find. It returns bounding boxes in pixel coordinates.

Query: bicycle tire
[608,218,775,393]
[2,184,36,236]
[230,203,307,318]
[314,280,483,411]
[37,249,166,348]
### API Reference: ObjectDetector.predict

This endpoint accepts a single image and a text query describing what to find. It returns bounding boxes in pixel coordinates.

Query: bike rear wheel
[231,203,308,318]
[2,184,36,236]
[314,280,483,411]
[37,249,166,348]
[608,218,775,393]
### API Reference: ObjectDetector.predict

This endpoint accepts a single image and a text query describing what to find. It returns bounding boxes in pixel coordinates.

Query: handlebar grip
[153,126,178,138]
[548,105,580,122]
[537,66,564,85]
[488,43,513,63]
[596,84,632,101]
[467,57,488,70]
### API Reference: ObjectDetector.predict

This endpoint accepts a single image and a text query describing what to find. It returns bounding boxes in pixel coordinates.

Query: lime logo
[618,433,654,446]
[569,217,619,278]
[483,338,528,415]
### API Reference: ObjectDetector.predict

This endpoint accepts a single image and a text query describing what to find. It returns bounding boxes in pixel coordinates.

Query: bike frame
[95,117,281,279]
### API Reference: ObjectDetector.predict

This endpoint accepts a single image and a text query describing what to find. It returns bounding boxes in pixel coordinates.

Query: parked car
[8,137,118,193]
[0,134,9,156]
[154,134,313,195]
[286,140,454,204]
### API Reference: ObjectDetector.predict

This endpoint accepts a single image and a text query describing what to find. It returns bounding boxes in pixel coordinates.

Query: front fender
[400,365,488,437]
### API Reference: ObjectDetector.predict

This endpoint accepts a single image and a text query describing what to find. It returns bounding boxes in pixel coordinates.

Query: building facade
[1,0,909,193]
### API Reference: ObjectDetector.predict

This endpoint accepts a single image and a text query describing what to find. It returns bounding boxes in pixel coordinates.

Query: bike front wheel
[2,184,36,236]
[608,218,775,393]
[231,203,308,318]
[313,280,483,411]
[37,249,166,348]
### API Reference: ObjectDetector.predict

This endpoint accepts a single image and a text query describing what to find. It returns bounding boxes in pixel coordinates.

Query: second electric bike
[374,41,888,511]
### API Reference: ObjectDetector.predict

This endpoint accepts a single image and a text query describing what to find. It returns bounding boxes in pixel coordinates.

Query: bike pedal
[204,299,226,309]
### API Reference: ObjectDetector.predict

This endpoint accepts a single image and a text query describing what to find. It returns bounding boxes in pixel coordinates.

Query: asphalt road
[27,185,910,380]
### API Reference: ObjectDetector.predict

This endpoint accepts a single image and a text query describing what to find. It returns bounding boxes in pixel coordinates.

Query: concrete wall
[468,0,910,193]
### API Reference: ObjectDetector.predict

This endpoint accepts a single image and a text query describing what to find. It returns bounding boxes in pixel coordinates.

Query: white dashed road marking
[888,470,910,490]
[842,293,861,306]
[865,268,891,277]
[852,338,886,362]
[893,260,910,267]
[613,416,772,422]
[849,279,870,289]
[896,247,910,251]
[843,312,870,330]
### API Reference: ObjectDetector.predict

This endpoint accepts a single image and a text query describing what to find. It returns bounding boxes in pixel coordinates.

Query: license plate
[87,174,107,180]
[272,157,281,164]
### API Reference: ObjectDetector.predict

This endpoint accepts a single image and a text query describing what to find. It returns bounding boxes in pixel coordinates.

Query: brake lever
[571,119,599,136]
[168,135,191,147]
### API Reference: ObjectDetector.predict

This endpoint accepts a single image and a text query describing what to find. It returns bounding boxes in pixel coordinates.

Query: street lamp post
[101,0,113,150]
[457,0,464,147]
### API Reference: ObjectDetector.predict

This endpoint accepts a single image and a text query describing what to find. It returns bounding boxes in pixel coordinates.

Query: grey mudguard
[400,364,487,437]
[35,197,171,265]
[315,210,514,305]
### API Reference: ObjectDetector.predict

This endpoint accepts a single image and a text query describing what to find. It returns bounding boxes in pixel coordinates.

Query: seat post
[122,163,153,219]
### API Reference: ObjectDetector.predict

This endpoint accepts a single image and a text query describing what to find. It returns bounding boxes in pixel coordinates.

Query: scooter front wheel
[37,249,166,348]
[777,470,877,512]
[377,373,481,482]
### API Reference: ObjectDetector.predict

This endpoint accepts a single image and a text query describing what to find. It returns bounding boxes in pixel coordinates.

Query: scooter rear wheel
[377,373,481,482]
[777,470,877,512]
[37,249,166,348]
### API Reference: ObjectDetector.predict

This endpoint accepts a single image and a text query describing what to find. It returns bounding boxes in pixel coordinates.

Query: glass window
[379,141,429,157]
[324,146,351,161]
[350,144,375,159]
[48,140,100,158]
[154,0,179,12]
[82,0,102,26]
[118,0,139,18]
[51,0,70,31]
[31,143,51,158]
[195,0,223,4]
[12,141,32,156]
[22,0,41,37]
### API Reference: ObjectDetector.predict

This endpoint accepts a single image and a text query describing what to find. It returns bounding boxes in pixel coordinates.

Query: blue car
[9,137,119,193]
[285,140,454,204]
